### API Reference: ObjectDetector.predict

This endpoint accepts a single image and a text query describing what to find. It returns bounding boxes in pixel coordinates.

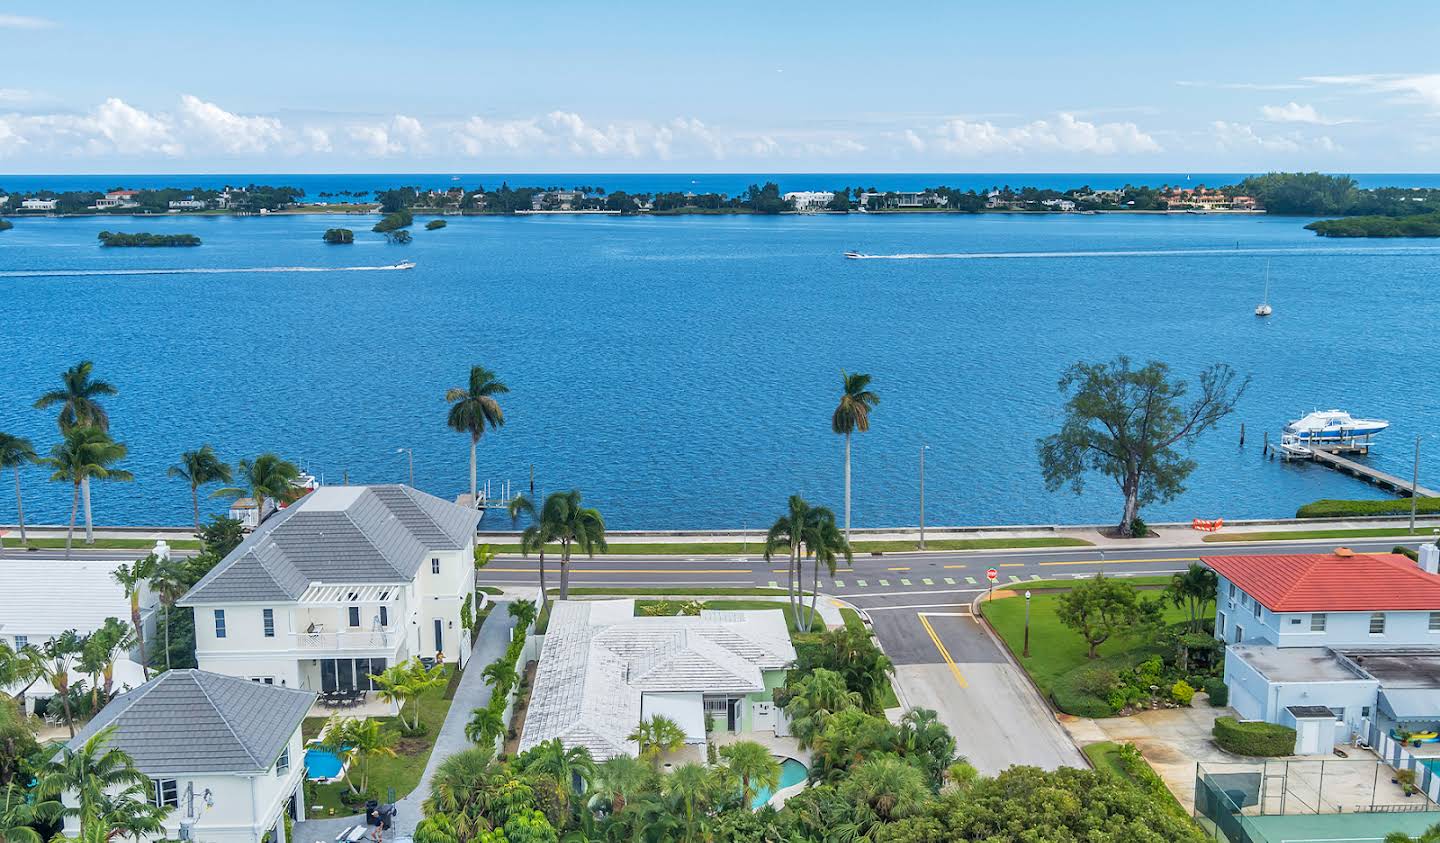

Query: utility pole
[919,444,929,550]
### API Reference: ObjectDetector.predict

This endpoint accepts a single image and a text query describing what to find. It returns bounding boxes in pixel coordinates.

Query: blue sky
[4,1,1440,172]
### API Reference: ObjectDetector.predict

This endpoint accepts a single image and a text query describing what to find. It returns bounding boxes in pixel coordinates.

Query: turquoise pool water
[751,758,808,808]
[304,747,345,780]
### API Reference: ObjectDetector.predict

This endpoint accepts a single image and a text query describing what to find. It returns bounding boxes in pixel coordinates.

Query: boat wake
[847,245,1440,260]
[0,263,415,278]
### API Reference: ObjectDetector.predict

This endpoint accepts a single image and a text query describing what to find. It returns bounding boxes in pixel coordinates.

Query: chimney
[153,539,171,561]
[1420,543,1440,576]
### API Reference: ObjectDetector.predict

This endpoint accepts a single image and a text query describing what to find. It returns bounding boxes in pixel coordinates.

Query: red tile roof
[1203,552,1440,612]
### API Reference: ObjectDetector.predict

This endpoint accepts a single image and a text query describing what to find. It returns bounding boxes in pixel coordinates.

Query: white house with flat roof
[1208,546,1440,753]
[179,485,480,694]
[66,670,314,843]
[521,600,796,760]
[21,198,57,211]
[782,191,839,211]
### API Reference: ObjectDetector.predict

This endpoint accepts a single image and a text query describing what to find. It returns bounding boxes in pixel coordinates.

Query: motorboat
[392,261,416,270]
[843,251,867,259]
[1255,261,1273,317]
[1284,410,1389,441]
[1277,433,1312,460]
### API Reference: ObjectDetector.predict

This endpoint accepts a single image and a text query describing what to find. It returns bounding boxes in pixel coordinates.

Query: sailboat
[1254,261,1273,317]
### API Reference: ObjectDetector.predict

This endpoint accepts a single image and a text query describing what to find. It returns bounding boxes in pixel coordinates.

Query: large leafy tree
[0,434,36,548]
[534,490,606,600]
[1037,356,1247,537]
[794,625,895,714]
[34,361,118,548]
[832,370,879,540]
[1056,575,1155,659]
[167,445,232,531]
[217,453,299,526]
[42,427,131,554]
[112,555,158,681]
[446,365,508,509]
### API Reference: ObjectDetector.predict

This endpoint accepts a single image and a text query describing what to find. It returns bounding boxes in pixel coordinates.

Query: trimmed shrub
[1170,680,1196,706]
[1297,497,1440,518]
[1394,545,1420,561]
[1214,716,1295,756]
[1202,678,1229,706]
[1052,666,1117,718]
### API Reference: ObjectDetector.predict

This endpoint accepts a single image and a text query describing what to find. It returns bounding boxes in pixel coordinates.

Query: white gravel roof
[0,559,153,639]
[519,600,796,760]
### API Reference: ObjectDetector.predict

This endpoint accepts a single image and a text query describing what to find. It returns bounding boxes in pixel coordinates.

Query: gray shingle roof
[69,670,316,774]
[181,484,479,604]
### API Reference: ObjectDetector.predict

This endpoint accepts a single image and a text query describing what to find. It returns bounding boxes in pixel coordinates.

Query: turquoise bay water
[1,211,1434,529]
[751,757,808,807]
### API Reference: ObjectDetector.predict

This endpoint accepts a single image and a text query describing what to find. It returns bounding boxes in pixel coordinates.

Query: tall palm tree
[34,361,118,549]
[507,494,552,609]
[217,453,299,527]
[37,726,168,843]
[663,762,716,842]
[42,427,131,554]
[337,717,397,794]
[803,505,851,632]
[37,631,84,737]
[718,740,781,807]
[537,489,607,600]
[148,559,188,671]
[764,495,812,630]
[831,371,879,539]
[112,555,157,682]
[167,445,232,531]
[0,641,45,705]
[0,434,35,549]
[445,365,508,508]
[79,618,135,709]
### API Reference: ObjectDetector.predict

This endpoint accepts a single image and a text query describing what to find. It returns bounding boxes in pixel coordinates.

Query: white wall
[1216,574,1440,649]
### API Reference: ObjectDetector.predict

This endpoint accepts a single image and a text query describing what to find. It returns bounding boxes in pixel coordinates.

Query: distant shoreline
[0,206,1272,219]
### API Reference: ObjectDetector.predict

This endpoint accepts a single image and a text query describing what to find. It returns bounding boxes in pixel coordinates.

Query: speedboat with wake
[1284,410,1389,442]
[843,251,870,259]
[391,261,416,270]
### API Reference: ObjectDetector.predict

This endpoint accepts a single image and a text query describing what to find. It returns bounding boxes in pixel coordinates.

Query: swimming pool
[304,747,345,780]
[751,758,808,809]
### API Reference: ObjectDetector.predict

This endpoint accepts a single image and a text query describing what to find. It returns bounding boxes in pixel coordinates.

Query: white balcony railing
[292,629,400,652]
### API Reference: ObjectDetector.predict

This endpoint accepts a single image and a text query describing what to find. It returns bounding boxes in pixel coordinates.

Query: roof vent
[1333,547,1355,557]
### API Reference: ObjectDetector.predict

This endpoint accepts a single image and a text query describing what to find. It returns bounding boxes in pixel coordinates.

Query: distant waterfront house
[226,496,274,529]
[783,191,838,211]
[66,670,314,843]
[1041,198,1077,211]
[0,558,158,711]
[521,599,796,760]
[531,190,586,211]
[179,484,480,692]
[1208,546,1440,754]
[169,196,208,210]
[20,197,58,211]
[859,191,947,210]
[94,189,141,210]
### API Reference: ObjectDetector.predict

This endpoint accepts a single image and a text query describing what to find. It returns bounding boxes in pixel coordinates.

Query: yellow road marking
[942,564,967,569]
[999,563,1025,567]
[917,614,968,689]
[483,567,742,574]
[887,566,911,571]
[1039,556,1198,567]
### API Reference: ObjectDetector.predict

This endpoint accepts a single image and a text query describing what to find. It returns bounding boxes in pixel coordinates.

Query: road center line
[917,613,968,689]
[1038,556,1199,567]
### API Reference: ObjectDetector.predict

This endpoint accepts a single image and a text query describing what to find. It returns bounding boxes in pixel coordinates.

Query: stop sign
[986,568,998,582]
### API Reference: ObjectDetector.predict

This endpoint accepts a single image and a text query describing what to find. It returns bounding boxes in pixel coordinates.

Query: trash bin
[365,800,380,827]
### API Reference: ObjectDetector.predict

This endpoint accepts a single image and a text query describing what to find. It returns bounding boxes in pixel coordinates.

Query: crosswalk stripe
[856,579,868,587]
[1030,574,1041,580]
[922,578,934,585]
[965,577,977,584]
[944,577,956,585]
[900,578,912,586]
[1009,575,1022,583]
[879,579,891,586]
[768,580,779,588]
[833,579,845,588]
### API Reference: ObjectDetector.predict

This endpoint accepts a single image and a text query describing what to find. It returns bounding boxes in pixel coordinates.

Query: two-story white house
[179,484,480,694]
[1208,546,1440,754]
[66,669,315,843]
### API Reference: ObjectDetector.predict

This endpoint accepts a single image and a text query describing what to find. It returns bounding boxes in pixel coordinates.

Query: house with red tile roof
[1206,545,1440,754]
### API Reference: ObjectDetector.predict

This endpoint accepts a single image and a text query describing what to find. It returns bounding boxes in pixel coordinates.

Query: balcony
[291,628,401,652]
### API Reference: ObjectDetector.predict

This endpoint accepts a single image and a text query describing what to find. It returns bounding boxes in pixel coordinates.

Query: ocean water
[0,210,1434,530]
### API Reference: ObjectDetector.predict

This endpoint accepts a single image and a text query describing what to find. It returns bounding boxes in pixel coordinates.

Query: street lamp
[396,447,414,488]
[919,444,930,550]
[1023,590,1032,658]
[1097,549,1106,578]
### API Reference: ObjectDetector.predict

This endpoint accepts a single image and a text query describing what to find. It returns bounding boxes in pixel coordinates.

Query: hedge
[1213,716,1295,756]
[1297,498,1440,518]
[1202,678,1229,707]
[1051,666,1117,718]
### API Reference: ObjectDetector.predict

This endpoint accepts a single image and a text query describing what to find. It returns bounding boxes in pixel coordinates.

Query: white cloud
[87,98,182,156]
[1259,102,1348,125]
[345,115,427,157]
[1212,120,1337,153]
[0,88,36,103]
[1304,73,1440,112]
[931,112,1160,156]
[178,95,283,154]
[0,14,53,28]
[302,127,332,153]
[1176,80,1310,91]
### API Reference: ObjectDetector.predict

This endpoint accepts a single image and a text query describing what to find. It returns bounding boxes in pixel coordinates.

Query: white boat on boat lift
[1284,409,1389,442]
[1277,433,1312,460]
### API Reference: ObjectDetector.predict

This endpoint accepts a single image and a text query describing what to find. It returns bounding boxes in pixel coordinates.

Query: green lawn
[549,586,792,597]
[980,590,1189,696]
[1203,527,1430,542]
[1083,741,1191,821]
[481,536,1090,556]
[1019,576,1173,591]
[1,536,201,550]
[299,665,457,817]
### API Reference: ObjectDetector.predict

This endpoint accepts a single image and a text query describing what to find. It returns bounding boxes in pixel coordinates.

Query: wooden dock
[1310,447,1438,498]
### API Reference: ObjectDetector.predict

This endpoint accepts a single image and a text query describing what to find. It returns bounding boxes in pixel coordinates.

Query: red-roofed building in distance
[93,189,140,210]
[1206,544,1440,755]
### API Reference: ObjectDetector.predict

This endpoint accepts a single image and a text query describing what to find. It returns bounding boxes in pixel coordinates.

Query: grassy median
[482,536,1091,556]
[1203,527,1432,543]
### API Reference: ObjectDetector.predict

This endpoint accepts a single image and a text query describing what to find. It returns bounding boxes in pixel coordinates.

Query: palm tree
[507,494,552,610]
[663,762,716,841]
[148,559,188,671]
[336,717,397,794]
[79,618,135,710]
[423,745,500,832]
[464,705,505,747]
[832,371,879,539]
[445,365,508,508]
[537,489,607,600]
[1387,824,1440,843]
[480,659,517,693]
[112,555,158,681]
[37,630,84,736]
[1,780,60,843]
[627,714,686,769]
[784,668,861,748]
[521,738,595,814]
[369,658,446,731]
[34,361,118,549]
[167,445,232,531]
[802,505,851,632]
[594,754,654,815]
[718,740,781,807]
[896,708,958,789]
[37,726,167,843]
[43,427,132,554]
[216,453,299,527]
[0,434,36,549]
[838,755,930,829]
[0,641,45,705]
[1166,563,1219,633]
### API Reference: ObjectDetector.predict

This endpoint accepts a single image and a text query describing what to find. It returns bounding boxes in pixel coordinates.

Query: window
[1369,612,1386,635]
[263,608,275,638]
[1311,613,1327,632]
[1217,611,1227,635]
[1430,612,1440,632]
[13,635,26,649]
[152,778,178,808]
[276,746,290,776]
[1228,583,1237,600]
[1289,617,1302,625]
[1362,706,1372,718]
[432,558,441,574]
[379,606,389,627]
[250,677,274,684]
[1233,625,1244,644]
[348,606,361,627]
[1253,601,1262,619]
[1329,707,1345,720]
[214,609,226,638]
